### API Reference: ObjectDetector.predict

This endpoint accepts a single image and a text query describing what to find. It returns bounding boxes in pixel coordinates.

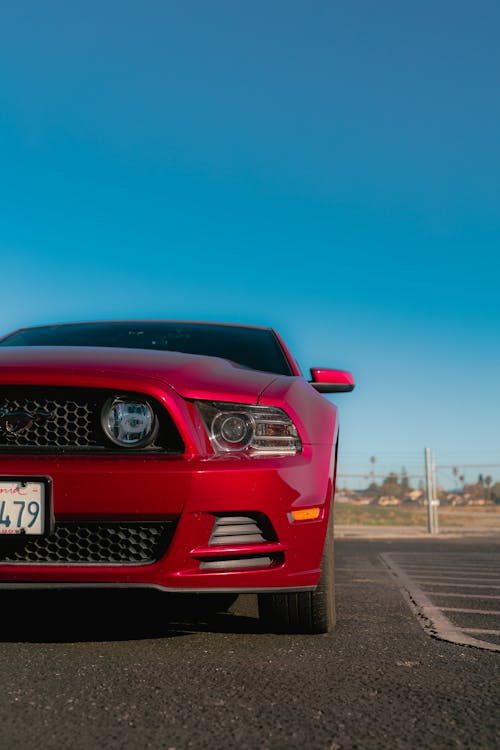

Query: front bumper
[0,446,334,592]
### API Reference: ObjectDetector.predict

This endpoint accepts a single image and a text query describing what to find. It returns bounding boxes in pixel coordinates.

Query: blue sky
[1,1,499,487]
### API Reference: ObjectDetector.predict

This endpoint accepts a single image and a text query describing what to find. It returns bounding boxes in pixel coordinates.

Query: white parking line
[429,592,500,600]
[439,607,500,615]
[381,553,500,652]
[462,628,500,635]
[405,576,500,581]
[413,576,500,583]
[400,565,497,571]
[416,578,500,593]
[400,561,499,567]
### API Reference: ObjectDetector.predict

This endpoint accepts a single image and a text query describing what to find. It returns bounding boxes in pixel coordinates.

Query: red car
[0,321,354,633]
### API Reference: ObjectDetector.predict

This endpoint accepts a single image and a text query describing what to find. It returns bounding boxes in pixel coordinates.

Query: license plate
[0,477,51,536]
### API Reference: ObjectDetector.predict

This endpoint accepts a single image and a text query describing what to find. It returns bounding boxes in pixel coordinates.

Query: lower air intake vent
[200,555,274,571]
[0,522,175,565]
[208,514,274,546]
[201,514,281,570]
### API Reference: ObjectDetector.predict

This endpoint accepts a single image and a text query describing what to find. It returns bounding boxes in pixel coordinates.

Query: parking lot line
[428,592,500,599]
[410,581,500,589]
[381,552,500,652]
[412,573,500,584]
[439,606,500,615]
[461,628,500,635]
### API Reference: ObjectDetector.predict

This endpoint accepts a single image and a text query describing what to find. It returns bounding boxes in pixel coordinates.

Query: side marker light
[291,507,321,521]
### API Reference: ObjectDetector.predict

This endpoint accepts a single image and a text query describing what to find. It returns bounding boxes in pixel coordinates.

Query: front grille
[0,389,98,449]
[0,522,175,565]
[0,387,184,453]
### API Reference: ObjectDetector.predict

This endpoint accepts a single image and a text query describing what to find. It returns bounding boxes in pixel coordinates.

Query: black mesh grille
[0,522,175,564]
[0,387,184,454]
[0,390,98,449]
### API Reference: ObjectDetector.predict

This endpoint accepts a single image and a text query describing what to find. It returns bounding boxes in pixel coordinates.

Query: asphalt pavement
[0,534,499,749]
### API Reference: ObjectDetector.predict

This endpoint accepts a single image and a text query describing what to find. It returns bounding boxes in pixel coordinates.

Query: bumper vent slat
[209,515,269,546]
[201,514,280,570]
[200,556,273,570]
[0,522,175,565]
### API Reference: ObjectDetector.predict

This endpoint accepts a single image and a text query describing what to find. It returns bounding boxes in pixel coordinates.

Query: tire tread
[258,504,335,634]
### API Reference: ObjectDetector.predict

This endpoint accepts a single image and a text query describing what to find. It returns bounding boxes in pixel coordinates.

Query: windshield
[0,322,293,376]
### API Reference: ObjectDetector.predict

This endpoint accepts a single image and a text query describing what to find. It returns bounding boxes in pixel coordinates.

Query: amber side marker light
[291,507,321,521]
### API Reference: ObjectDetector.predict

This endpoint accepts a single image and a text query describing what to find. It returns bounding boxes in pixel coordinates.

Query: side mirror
[309,368,355,393]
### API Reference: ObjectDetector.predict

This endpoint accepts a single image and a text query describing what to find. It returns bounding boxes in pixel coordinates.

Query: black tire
[258,504,335,634]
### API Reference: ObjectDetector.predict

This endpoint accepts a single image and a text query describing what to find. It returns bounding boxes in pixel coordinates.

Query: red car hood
[0,346,281,403]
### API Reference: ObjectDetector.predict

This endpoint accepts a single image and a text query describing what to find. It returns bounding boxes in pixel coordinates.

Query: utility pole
[431,451,439,534]
[424,447,438,534]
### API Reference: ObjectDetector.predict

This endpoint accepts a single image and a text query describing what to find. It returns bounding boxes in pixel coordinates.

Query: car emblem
[0,410,53,434]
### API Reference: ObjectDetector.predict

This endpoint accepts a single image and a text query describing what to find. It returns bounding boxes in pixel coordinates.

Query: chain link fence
[336,451,500,534]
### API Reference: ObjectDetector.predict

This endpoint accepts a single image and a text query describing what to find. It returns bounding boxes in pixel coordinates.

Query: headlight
[101,398,158,448]
[196,401,301,455]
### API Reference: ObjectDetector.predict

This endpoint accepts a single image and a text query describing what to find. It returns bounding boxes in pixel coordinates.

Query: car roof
[10,320,274,333]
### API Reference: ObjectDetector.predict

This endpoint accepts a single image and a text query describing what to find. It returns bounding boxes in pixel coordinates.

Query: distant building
[377,496,401,506]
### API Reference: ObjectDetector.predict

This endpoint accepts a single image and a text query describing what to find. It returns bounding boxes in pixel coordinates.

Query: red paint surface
[0,336,348,592]
[310,368,355,387]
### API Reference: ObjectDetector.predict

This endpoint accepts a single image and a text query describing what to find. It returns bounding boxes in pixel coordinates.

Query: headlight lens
[196,401,301,455]
[101,398,158,448]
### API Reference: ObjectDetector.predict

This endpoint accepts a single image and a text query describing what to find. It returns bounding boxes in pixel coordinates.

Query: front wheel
[258,505,335,634]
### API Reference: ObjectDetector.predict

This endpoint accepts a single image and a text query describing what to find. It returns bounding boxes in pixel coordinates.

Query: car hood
[0,346,282,403]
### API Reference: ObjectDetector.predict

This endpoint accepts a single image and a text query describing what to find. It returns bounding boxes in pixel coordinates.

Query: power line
[338,473,423,479]
[437,463,500,469]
